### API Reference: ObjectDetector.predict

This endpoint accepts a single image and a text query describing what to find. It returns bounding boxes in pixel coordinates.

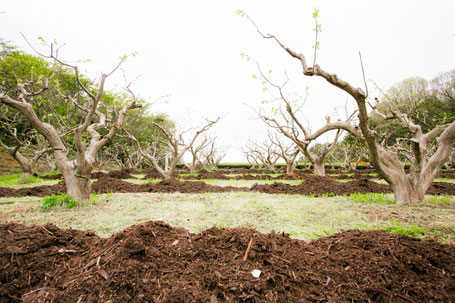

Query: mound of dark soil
[90,171,107,179]
[1,222,453,302]
[427,181,455,195]
[1,174,455,197]
[141,168,163,179]
[148,180,247,194]
[92,176,147,194]
[0,223,99,302]
[39,173,63,180]
[0,183,67,198]
[0,187,20,197]
[438,171,455,179]
[273,172,307,180]
[181,171,231,180]
[123,168,141,174]
[254,175,391,196]
[235,174,275,180]
[107,169,135,179]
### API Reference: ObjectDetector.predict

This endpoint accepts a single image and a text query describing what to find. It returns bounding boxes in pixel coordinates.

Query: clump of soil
[141,168,163,179]
[148,179,247,194]
[1,222,453,302]
[181,171,230,180]
[235,174,275,180]
[331,171,377,180]
[107,169,135,179]
[90,171,106,179]
[437,171,455,179]
[2,170,455,197]
[274,172,307,180]
[427,181,455,195]
[123,167,141,174]
[91,177,247,195]
[0,223,100,302]
[39,173,63,180]
[0,183,67,198]
[254,175,391,196]
[92,176,146,194]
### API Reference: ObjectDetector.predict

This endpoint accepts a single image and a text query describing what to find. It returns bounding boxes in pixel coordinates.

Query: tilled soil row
[2,174,455,197]
[0,175,455,197]
[1,222,454,302]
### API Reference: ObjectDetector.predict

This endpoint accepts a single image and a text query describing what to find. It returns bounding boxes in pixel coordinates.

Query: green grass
[435,178,455,184]
[23,175,45,184]
[348,193,396,204]
[0,173,23,185]
[1,191,453,243]
[425,195,454,204]
[0,173,46,186]
[383,219,429,237]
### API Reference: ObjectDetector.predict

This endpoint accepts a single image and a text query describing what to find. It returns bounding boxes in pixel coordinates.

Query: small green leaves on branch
[236,9,246,18]
[312,8,322,67]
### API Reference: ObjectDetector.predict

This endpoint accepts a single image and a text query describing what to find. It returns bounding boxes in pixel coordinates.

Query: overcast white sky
[1,1,454,162]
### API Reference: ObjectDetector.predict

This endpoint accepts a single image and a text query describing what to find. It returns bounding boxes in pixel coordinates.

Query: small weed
[42,194,79,210]
[348,193,395,204]
[105,191,113,199]
[90,193,99,205]
[384,219,428,237]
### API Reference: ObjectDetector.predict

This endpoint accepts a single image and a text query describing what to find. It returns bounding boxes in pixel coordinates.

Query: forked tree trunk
[313,158,325,176]
[62,169,92,200]
[285,161,295,175]
[55,152,93,200]
[390,180,424,204]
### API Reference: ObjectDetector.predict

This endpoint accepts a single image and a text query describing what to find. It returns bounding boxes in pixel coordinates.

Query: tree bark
[313,158,325,176]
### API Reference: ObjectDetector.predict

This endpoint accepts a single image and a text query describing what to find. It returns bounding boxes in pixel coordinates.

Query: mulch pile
[181,171,231,180]
[141,168,164,180]
[254,175,391,196]
[147,180,245,194]
[106,170,135,179]
[2,173,455,197]
[0,183,66,198]
[1,221,454,302]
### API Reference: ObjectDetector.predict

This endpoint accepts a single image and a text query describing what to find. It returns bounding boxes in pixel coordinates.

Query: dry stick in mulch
[242,237,254,261]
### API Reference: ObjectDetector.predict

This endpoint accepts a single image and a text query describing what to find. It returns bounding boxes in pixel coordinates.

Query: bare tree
[0,120,50,181]
[329,140,367,172]
[198,140,228,170]
[248,55,344,176]
[244,137,280,171]
[184,135,214,173]
[0,45,141,200]
[242,149,263,169]
[245,15,455,203]
[128,119,220,180]
[269,133,299,174]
